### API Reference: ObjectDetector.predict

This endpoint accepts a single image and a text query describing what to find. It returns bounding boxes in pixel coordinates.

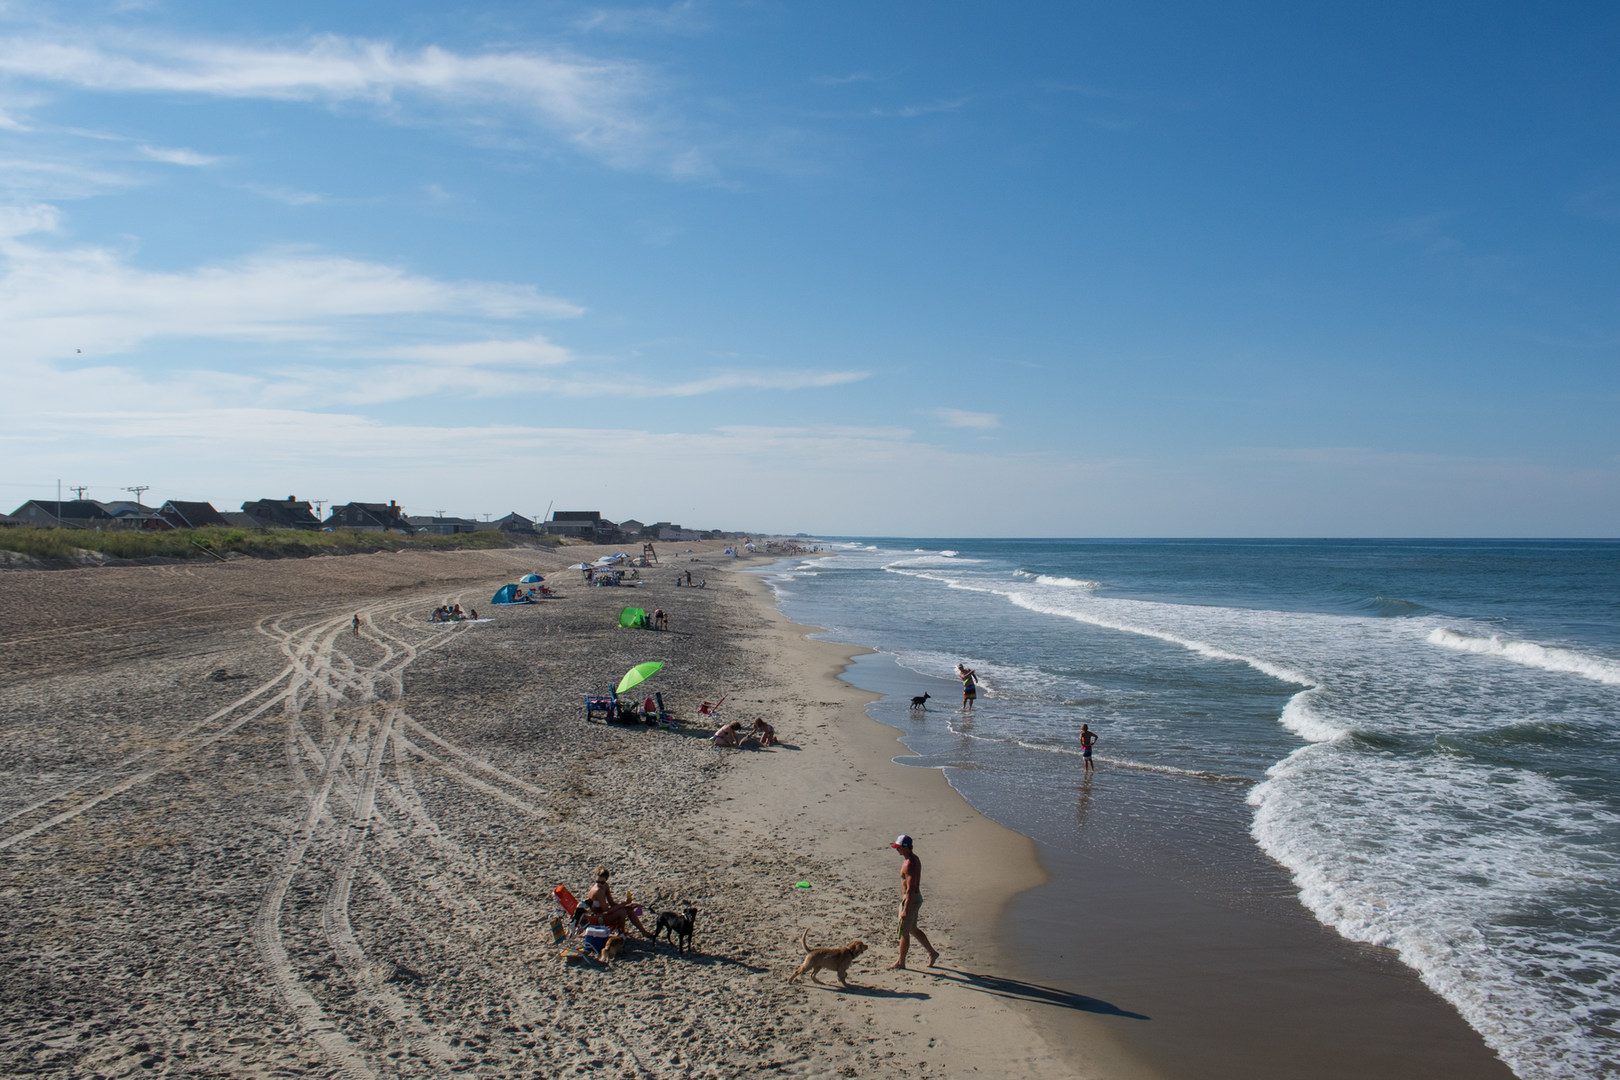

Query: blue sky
[2,1,1616,536]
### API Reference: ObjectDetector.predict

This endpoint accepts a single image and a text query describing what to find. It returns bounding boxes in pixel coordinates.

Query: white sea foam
[884,553,983,569]
[1032,574,1102,589]
[1252,747,1620,1080]
[801,541,1620,1079]
[1276,690,1344,744]
[1428,627,1620,686]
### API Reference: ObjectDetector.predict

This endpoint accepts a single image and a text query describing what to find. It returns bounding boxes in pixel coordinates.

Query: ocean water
[754,539,1620,1080]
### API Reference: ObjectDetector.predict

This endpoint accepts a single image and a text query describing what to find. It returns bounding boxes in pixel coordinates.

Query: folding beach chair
[697,696,727,717]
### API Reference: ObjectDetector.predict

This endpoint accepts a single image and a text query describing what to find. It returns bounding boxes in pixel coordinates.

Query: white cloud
[0,212,866,412]
[0,200,59,238]
[0,155,134,199]
[0,236,585,360]
[377,335,575,368]
[875,97,970,120]
[574,2,708,35]
[136,142,217,166]
[241,183,325,206]
[0,31,694,174]
[932,407,1000,429]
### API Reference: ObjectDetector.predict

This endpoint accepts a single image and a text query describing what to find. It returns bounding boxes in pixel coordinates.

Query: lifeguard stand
[641,542,659,565]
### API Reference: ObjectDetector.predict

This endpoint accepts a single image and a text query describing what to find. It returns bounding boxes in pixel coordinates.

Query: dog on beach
[655,907,699,953]
[787,928,867,987]
[599,931,628,963]
[909,692,930,710]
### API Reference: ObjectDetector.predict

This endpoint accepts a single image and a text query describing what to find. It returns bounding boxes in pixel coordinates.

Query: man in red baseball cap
[888,834,938,970]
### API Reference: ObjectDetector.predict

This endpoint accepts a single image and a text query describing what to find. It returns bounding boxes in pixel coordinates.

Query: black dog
[654,907,698,953]
[910,692,930,710]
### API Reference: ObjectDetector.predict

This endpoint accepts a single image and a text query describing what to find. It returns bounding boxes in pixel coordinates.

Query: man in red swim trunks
[888,835,939,970]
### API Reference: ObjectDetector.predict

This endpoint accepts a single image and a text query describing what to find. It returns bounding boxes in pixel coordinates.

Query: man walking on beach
[352,614,360,637]
[888,835,938,970]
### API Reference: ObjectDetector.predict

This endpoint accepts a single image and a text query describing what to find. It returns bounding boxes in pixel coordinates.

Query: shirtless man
[1080,723,1098,775]
[888,835,938,970]
[585,866,652,938]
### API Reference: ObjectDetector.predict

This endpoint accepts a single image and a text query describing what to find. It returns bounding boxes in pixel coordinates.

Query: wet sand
[830,646,1518,1079]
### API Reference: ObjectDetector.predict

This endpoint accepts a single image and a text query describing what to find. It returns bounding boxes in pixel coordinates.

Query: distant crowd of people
[430,603,477,622]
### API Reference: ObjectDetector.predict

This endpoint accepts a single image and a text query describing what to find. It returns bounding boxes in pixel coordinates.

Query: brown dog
[787,928,867,987]
[599,932,628,963]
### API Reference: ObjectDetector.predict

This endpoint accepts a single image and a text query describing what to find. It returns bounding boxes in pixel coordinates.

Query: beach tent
[567,562,591,570]
[618,606,650,629]
[521,573,544,583]
[491,584,526,604]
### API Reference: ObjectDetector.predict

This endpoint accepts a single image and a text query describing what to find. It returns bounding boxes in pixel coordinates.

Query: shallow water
[755,539,1620,1080]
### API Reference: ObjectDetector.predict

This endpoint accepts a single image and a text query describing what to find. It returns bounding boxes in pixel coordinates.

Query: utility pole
[435,509,447,519]
[313,499,327,522]
[123,485,150,508]
[69,485,89,500]
[483,513,492,522]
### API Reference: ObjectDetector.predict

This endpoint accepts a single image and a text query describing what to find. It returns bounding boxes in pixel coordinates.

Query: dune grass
[0,526,550,563]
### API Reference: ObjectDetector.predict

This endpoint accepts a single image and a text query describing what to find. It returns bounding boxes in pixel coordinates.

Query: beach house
[241,497,321,530]
[323,501,414,533]
[158,501,229,529]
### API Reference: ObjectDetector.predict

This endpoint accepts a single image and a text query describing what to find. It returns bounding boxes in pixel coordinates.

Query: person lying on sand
[585,866,652,938]
[712,720,744,747]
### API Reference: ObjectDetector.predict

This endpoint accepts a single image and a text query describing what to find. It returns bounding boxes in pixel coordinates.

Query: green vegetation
[0,526,554,564]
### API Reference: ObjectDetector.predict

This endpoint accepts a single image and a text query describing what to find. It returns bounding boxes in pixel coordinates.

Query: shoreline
[2,539,1139,1078]
[712,566,1154,1078]
[749,553,1520,1080]
[0,539,1517,1077]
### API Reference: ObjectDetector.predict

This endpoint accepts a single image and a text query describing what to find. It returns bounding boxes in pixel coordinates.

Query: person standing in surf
[1080,723,1097,775]
[956,663,978,711]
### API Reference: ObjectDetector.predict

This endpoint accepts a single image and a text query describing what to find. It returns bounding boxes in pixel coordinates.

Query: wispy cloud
[0,154,134,199]
[136,142,216,166]
[874,97,971,120]
[0,200,59,238]
[812,72,879,86]
[241,183,326,206]
[932,407,1000,429]
[574,1,709,35]
[0,228,585,363]
[0,208,862,412]
[1384,212,1462,257]
[0,30,700,175]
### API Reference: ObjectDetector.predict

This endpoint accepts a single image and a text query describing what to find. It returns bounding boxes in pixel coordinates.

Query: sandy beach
[0,542,1118,1079]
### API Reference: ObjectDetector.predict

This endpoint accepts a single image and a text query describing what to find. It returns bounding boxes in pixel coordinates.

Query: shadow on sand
[921,967,1148,1019]
[798,981,930,1000]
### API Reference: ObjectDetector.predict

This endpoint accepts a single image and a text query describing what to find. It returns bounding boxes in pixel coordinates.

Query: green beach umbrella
[616,661,664,696]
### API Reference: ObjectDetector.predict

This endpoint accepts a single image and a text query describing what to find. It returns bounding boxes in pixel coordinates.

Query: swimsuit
[898,895,923,937]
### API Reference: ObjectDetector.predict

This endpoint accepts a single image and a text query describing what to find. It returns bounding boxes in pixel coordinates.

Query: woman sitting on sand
[712,720,743,747]
[750,717,777,747]
[585,867,652,938]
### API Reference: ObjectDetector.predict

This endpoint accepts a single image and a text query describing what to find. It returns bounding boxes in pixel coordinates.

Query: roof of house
[406,515,479,526]
[11,500,114,519]
[160,500,229,528]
